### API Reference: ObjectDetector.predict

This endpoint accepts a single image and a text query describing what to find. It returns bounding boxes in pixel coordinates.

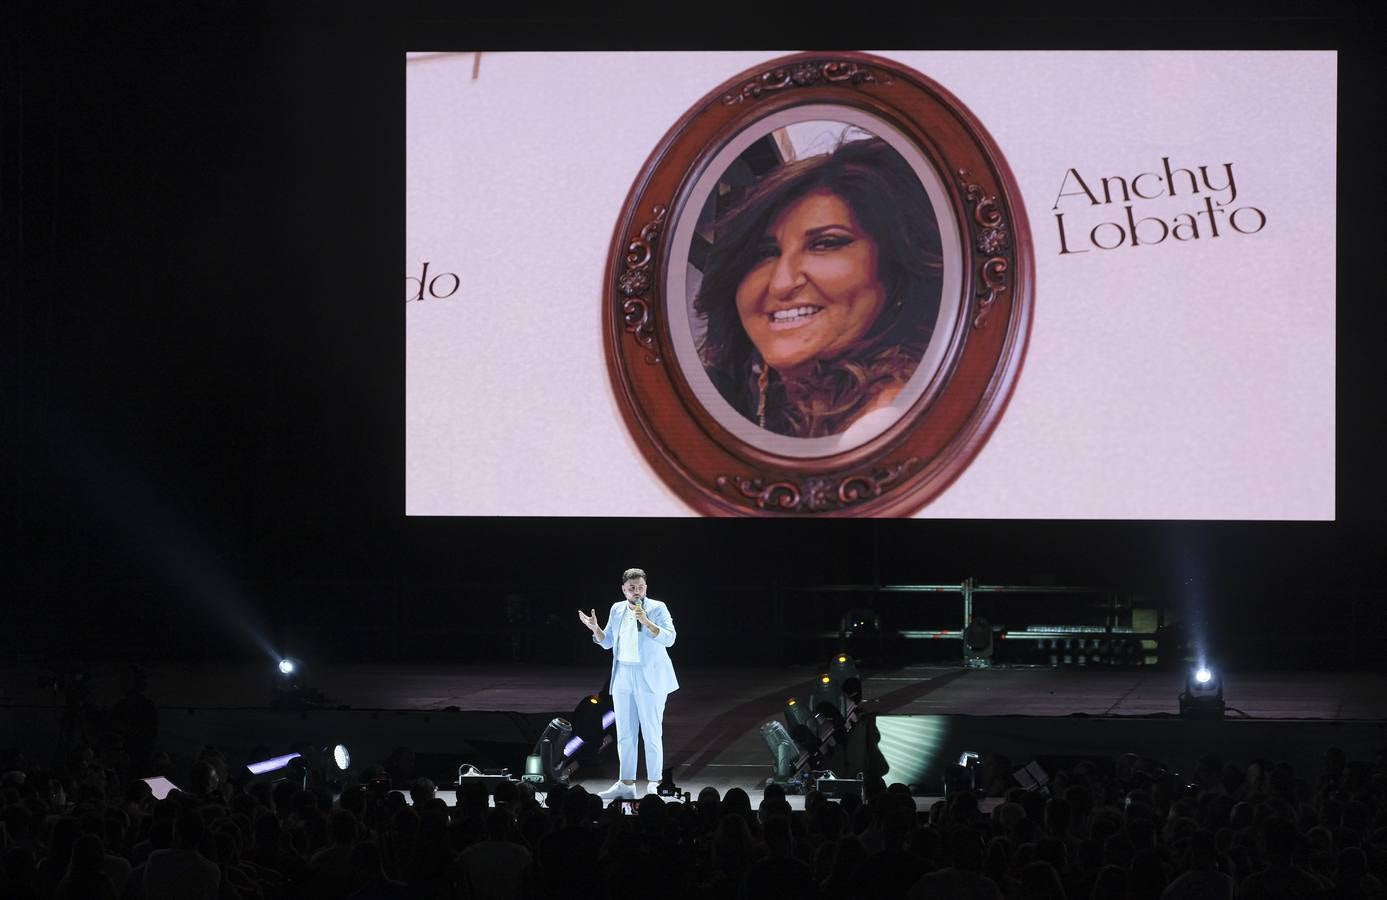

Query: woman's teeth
[769,306,823,325]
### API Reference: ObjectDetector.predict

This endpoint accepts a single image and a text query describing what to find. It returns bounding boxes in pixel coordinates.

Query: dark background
[6,7,1385,668]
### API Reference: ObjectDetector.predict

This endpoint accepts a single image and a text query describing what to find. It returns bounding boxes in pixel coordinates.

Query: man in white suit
[577,567,678,800]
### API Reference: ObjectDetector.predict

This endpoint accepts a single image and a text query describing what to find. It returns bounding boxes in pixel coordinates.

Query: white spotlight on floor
[332,744,350,771]
[278,659,296,675]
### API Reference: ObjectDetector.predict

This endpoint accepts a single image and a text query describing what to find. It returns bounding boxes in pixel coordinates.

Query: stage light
[270,656,327,707]
[246,752,301,777]
[273,657,303,690]
[780,697,827,768]
[964,617,994,668]
[1013,759,1051,793]
[1179,664,1224,719]
[810,673,840,719]
[249,743,352,789]
[824,653,864,725]
[944,749,982,797]
[840,609,881,639]
[784,697,812,730]
[567,694,616,763]
[840,608,884,663]
[301,744,352,789]
[759,720,807,787]
[522,717,577,789]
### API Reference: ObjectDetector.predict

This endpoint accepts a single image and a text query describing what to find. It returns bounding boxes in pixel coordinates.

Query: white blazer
[594,598,679,695]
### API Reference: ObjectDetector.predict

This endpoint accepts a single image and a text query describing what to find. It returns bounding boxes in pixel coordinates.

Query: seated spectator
[537,785,603,900]
[245,807,305,884]
[1237,817,1327,899]
[1020,860,1070,899]
[743,815,812,900]
[698,814,752,900]
[1329,846,1382,899]
[345,841,408,899]
[1090,864,1129,900]
[695,786,721,835]
[34,816,81,898]
[408,778,435,808]
[908,827,1002,900]
[820,833,868,897]
[143,807,220,899]
[1161,828,1233,900]
[457,806,531,899]
[721,788,756,836]
[0,845,40,900]
[56,831,118,899]
[307,807,360,894]
[850,802,929,900]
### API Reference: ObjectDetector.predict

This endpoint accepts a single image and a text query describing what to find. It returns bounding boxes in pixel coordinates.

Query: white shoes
[598,780,638,801]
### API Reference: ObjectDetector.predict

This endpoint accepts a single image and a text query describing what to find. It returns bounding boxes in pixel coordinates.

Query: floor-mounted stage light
[781,698,831,770]
[522,717,577,789]
[829,653,860,683]
[1179,665,1225,719]
[810,672,841,719]
[964,617,994,668]
[246,751,302,779]
[810,669,864,731]
[305,743,352,788]
[943,749,982,797]
[831,654,865,718]
[327,744,350,775]
[759,719,808,790]
[567,694,616,763]
[246,742,351,790]
[784,697,812,731]
[841,608,884,655]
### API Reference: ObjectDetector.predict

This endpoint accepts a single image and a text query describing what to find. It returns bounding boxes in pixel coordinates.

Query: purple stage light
[602,710,616,729]
[246,752,301,775]
[563,736,584,758]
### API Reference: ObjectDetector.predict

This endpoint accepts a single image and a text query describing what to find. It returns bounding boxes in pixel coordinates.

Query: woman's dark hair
[694,135,943,438]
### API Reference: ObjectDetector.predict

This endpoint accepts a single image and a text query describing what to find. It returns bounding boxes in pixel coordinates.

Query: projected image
[682,124,945,448]
[406,50,1336,518]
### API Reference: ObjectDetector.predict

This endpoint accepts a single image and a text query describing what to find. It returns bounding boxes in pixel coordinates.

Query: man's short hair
[622,568,646,583]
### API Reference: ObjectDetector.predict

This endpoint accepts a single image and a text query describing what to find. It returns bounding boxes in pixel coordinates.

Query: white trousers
[612,662,667,782]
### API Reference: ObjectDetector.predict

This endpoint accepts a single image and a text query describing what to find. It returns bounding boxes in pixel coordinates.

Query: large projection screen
[406,51,1335,519]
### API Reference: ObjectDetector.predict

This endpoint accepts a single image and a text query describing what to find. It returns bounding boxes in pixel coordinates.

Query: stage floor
[4,662,1386,801]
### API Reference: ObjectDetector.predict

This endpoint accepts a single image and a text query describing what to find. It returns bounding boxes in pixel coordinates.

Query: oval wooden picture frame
[603,52,1033,516]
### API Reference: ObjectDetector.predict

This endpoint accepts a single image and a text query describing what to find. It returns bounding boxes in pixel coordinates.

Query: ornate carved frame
[603,52,1033,516]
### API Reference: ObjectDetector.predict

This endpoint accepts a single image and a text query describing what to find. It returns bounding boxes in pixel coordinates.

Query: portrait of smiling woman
[606,53,1030,515]
[693,136,944,440]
